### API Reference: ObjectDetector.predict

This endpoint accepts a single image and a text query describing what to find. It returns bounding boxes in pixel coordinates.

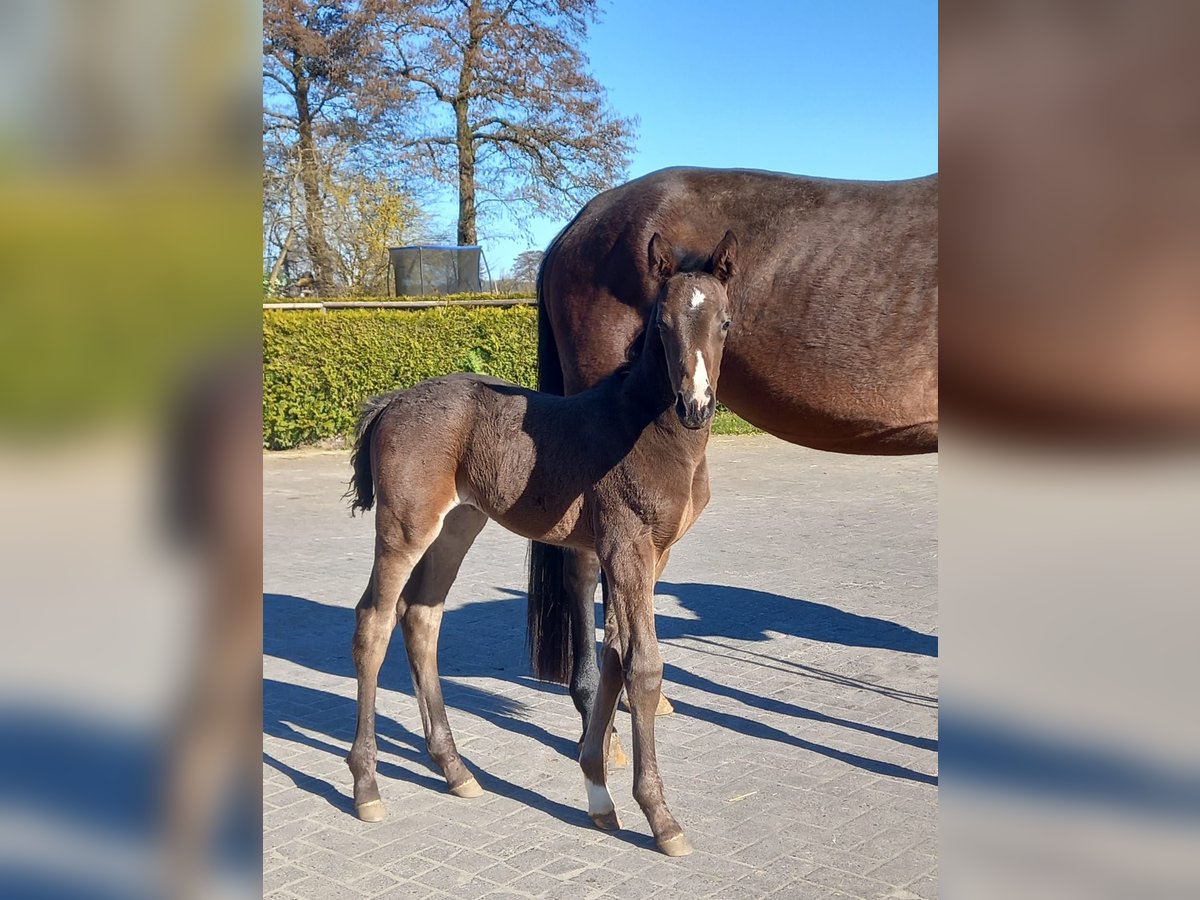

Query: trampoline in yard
[388,244,493,296]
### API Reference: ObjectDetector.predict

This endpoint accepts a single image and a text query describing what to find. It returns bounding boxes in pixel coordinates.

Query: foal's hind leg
[398,505,488,798]
[347,501,449,822]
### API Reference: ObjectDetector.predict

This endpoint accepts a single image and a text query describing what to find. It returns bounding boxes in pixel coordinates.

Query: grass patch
[711,407,760,435]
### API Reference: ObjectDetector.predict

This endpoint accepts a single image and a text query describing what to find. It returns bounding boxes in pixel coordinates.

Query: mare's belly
[719,367,938,454]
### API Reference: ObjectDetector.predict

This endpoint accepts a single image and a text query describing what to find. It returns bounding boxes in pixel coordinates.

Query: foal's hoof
[448,777,483,799]
[608,732,629,770]
[354,798,386,823]
[590,809,622,831]
[657,833,693,857]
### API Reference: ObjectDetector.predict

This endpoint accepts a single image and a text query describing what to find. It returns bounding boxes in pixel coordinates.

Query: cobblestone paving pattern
[265,435,937,899]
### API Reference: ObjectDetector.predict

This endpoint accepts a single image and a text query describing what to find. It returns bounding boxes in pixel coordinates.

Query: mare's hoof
[617,691,676,717]
[657,833,693,857]
[354,798,385,823]
[609,732,629,770]
[590,809,622,831]
[448,777,483,799]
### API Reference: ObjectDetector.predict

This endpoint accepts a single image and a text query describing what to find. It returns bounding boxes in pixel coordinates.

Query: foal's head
[647,230,738,429]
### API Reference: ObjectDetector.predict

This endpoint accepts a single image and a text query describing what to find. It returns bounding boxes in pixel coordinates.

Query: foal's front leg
[586,539,690,856]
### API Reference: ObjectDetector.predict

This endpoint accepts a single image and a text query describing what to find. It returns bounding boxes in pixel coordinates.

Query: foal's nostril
[674,393,688,419]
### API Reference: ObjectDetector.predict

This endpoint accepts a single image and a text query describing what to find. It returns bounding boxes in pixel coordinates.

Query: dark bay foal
[344,231,737,856]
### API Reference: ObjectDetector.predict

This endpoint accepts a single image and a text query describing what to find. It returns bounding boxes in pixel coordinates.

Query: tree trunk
[455,99,477,246]
[455,1,481,247]
[268,226,296,291]
[295,86,340,296]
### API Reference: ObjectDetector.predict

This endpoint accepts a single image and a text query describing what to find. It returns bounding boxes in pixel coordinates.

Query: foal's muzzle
[675,391,715,429]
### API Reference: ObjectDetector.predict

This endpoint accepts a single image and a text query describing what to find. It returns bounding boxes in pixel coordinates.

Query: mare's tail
[526,252,573,683]
[346,394,395,515]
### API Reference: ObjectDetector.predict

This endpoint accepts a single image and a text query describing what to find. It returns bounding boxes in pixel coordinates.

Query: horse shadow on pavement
[264,579,939,817]
[655,580,937,657]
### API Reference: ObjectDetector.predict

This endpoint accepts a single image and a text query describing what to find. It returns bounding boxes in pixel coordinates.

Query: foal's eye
[721,319,732,331]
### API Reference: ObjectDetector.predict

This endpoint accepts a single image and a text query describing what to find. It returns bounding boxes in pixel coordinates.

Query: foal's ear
[707,230,738,284]
[648,232,677,282]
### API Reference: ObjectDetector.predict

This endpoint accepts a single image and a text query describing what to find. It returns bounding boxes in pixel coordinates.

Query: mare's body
[528,167,938,744]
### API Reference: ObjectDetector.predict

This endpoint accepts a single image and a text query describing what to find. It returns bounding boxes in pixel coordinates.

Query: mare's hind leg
[347,500,450,822]
[398,505,488,797]
[652,548,675,717]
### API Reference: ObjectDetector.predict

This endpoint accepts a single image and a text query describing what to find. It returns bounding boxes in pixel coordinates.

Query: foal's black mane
[617,319,654,375]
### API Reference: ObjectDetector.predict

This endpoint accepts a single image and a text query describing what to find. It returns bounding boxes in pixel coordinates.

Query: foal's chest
[652,464,707,550]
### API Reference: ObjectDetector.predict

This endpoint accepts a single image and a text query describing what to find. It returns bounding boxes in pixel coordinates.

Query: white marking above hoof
[585,777,616,817]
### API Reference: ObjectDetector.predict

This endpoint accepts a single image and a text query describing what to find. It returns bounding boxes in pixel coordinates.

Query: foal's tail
[346,394,395,515]
[526,251,573,683]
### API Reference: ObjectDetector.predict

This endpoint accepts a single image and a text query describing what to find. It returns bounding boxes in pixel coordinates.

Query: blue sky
[468,1,938,276]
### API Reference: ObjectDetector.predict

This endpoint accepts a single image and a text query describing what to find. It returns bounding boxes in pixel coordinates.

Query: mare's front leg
[598,537,690,856]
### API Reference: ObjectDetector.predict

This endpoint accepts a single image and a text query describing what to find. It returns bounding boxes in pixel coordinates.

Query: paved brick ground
[264,435,938,899]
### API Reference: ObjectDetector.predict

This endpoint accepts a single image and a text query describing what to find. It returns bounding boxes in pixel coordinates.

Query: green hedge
[263,305,759,449]
[263,306,537,449]
[263,291,534,305]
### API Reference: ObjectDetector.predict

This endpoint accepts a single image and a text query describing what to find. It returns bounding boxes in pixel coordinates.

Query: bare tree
[511,249,544,288]
[263,0,388,295]
[263,132,305,294]
[383,0,636,245]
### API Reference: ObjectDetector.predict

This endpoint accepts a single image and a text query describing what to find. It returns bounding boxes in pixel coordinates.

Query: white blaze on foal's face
[685,287,711,405]
[691,349,710,400]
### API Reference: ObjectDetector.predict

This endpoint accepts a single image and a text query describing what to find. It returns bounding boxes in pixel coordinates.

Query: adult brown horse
[527,166,938,757]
